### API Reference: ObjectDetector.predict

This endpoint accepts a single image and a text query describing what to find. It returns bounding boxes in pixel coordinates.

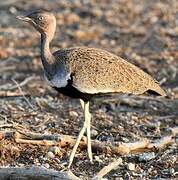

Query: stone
[139,152,156,162]
[46,151,55,159]
[127,163,135,171]
[48,146,61,156]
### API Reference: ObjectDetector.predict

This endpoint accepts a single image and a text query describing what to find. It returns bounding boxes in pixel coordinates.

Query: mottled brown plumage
[17,11,166,168]
[53,47,166,96]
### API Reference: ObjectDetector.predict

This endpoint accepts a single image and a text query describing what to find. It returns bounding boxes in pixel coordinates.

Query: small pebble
[127,163,135,171]
[9,6,17,14]
[113,158,123,170]
[94,156,103,163]
[65,13,80,24]
[169,168,175,174]
[36,162,41,166]
[18,163,24,167]
[91,129,98,137]
[91,8,103,17]
[46,151,55,159]
[117,178,123,180]
[131,115,138,121]
[121,137,130,143]
[45,163,50,168]
[139,152,156,162]
[34,158,39,164]
[48,146,61,156]
[69,111,78,118]
[110,40,116,46]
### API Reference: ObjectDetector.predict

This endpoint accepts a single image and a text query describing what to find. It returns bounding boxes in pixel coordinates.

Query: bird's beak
[16,15,32,22]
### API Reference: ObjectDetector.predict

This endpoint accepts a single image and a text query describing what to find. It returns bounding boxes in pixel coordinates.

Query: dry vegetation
[0,0,178,179]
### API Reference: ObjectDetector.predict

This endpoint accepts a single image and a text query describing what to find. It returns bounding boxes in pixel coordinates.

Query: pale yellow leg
[80,99,93,161]
[80,99,84,110]
[85,101,93,163]
[68,100,93,168]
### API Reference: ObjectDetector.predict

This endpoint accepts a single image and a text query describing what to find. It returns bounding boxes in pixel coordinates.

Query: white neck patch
[44,72,71,88]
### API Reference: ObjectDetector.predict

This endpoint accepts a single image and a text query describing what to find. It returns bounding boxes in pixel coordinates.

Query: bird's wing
[58,47,166,96]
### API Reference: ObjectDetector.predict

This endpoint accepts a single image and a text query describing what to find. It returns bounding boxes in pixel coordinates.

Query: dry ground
[0,0,178,179]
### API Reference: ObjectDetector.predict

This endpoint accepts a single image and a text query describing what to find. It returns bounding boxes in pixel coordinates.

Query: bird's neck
[40,33,54,77]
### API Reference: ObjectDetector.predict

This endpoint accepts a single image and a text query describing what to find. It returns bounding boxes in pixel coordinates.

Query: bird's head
[17,10,56,40]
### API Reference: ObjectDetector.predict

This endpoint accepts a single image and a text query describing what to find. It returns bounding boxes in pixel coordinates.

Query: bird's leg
[68,100,93,168]
[81,100,93,162]
[80,99,85,110]
[68,100,87,168]
[85,101,93,163]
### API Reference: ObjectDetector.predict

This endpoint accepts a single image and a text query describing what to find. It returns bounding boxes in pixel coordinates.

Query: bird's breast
[44,72,71,88]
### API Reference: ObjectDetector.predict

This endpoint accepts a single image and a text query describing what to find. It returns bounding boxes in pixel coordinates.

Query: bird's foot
[89,156,93,164]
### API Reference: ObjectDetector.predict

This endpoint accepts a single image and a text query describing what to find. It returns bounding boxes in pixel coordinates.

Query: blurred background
[0,0,178,179]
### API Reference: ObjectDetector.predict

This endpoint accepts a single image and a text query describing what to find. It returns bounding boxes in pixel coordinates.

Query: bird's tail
[151,83,166,97]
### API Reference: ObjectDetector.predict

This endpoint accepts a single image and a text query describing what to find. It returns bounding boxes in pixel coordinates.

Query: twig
[0,66,16,73]
[155,115,176,121]
[0,76,36,91]
[14,131,81,147]
[93,158,122,180]
[0,166,80,180]
[30,114,54,128]
[94,94,173,109]
[10,127,178,155]
[0,125,177,155]
[10,76,36,90]
[0,123,26,131]
[147,136,174,150]
[67,170,81,180]
[11,78,34,110]
[95,94,167,102]
[0,124,14,129]
[15,138,59,146]
[0,91,30,98]
[113,139,150,154]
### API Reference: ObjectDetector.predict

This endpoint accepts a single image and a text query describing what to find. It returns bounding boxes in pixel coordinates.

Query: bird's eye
[38,16,43,21]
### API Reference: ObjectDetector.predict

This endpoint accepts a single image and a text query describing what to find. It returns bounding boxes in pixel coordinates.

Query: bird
[17,10,166,168]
